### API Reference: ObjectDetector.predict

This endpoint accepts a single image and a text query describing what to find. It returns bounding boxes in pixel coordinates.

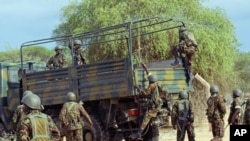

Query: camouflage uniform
[206,85,226,141]
[69,40,87,66]
[171,91,195,141]
[18,93,60,141]
[46,46,66,70]
[58,92,93,141]
[171,26,198,69]
[228,89,243,125]
[244,99,250,125]
[130,74,167,139]
[18,110,60,141]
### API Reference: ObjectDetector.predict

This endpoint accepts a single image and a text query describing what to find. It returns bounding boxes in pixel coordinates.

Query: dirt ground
[159,118,230,141]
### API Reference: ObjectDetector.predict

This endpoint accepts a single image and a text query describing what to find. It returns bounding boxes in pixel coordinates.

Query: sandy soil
[159,120,230,141]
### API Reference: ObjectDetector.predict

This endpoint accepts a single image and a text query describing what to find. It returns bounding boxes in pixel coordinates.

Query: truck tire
[82,115,109,141]
[142,124,159,141]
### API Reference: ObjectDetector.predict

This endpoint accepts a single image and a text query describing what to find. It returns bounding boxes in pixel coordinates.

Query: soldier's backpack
[27,113,50,141]
[65,102,81,130]
[177,99,189,121]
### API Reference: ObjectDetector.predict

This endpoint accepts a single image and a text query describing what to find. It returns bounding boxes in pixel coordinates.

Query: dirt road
[159,121,230,141]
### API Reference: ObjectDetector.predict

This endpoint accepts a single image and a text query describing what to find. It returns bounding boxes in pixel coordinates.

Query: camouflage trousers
[176,121,195,141]
[65,129,82,141]
[140,108,158,130]
[211,119,224,138]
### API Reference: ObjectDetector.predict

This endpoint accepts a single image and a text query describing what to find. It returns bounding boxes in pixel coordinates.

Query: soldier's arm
[48,115,61,141]
[18,118,31,141]
[12,106,21,123]
[58,104,67,126]
[218,96,227,115]
[141,84,154,96]
[189,101,194,122]
[79,105,93,126]
[46,57,53,69]
[171,103,178,128]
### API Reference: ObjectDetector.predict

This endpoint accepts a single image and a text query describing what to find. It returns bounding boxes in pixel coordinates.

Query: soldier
[130,74,167,140]
[18,93,60,141]
[69,39,87,66]
[206,85,226,141]
[171,90,195,141]
[58,92,93,141]
[244,99,250,125]
[171,26,198,69]
[13,90,33,127]
[228,89,244,125]
[46,45,67,70]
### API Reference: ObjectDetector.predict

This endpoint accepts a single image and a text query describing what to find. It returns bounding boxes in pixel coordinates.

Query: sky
[0,0,249,52]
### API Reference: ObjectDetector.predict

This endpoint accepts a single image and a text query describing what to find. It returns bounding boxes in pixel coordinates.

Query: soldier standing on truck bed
[18,92,60,141]
[171,90,195,141]
[68,39,87,66]
[206,85,226,141]
[171,26,198,69]
[46,45,67,70]
[58,92,93,141]
[130,74,167,140]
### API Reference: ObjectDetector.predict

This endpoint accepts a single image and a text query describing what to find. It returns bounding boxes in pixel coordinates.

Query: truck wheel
[82,115,109,141]
[142,124,159,141]
[0,122,8,138]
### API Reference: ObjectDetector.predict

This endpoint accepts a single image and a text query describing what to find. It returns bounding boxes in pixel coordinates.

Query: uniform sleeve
[218,96,227,115]
[142,84,154,96]
[46,57,53,68]
[12,106,22,124]
[171,102,178,126]
[59,104,67,125]
[18,118,31,141]
[79,105,93,125]
[189,101,194,122]
[48,115,60,141]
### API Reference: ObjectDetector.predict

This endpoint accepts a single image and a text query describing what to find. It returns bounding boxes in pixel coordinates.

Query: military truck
[0,17,194,140]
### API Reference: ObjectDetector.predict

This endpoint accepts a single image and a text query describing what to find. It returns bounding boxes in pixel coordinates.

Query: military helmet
[73,40,82,45]
[179,26,186,32]
[179,90,188,99]
[147,74,157,83]
[67,92,77,101]
[233,89,242,97]
[21,94,42,110]
[210,85,219,95]
[55,45,63,51]
[23,90,33,97]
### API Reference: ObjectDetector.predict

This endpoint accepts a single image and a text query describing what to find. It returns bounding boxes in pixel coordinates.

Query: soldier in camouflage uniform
[46,45,67,70]
[18,93,60,141]
[130,74,168,140]
[58,92,93,141]
[228,89,243,125]
[171,90,195,141]
[13,90,33,127]
[244,99,250,125]
[171,26,198,69]
[206,85,226,141]
[69,39,87,66]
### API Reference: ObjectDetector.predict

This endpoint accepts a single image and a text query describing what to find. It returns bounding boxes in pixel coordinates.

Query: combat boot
[171,61,181,66]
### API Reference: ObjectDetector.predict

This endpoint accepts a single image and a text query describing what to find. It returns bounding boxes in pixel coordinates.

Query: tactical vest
[177,99,189,121]
[151,83,163,109]
[65,102,82,130]
[27,113,50,141]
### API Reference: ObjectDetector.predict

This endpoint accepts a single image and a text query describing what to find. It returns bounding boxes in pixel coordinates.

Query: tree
[53,0,240,92]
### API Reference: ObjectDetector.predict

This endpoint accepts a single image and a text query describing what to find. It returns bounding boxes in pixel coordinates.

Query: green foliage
[0,46,54,64]
[52,0,239,93]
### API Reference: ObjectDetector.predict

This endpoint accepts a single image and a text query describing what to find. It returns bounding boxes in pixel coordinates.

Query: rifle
[141,63,150,75]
